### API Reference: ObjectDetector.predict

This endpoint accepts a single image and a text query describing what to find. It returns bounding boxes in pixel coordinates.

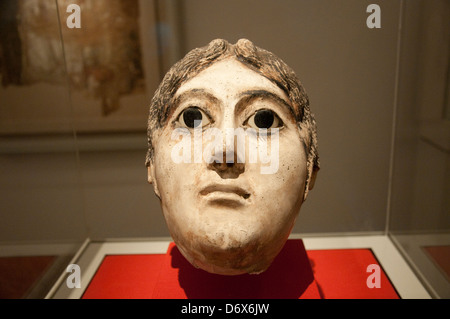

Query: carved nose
[208,151,245,179]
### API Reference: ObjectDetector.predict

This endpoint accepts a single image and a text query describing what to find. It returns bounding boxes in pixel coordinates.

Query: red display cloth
[307,249,399,299]
[82,239,399,299]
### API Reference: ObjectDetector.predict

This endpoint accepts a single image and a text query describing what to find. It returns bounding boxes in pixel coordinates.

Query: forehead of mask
[173,58,291,110]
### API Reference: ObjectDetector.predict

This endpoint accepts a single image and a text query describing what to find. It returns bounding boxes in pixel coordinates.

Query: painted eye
[179,107,211,128]
[246,109,282,129]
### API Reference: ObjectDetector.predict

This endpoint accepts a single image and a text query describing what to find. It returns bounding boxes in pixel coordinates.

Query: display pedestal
[82,239,399,299]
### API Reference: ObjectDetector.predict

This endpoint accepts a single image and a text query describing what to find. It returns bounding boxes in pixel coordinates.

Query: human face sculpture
[148,57,316,275]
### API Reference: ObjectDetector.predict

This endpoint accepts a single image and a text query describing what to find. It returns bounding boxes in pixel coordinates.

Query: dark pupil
[183,108,202,128]
[254,110,274,128]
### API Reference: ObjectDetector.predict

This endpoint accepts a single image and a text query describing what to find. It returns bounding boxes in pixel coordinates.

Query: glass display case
[0,0,448,299]
[388,0,450,298]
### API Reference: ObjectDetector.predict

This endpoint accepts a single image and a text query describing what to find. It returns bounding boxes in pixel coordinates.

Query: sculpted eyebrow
[236,90,296,118]
[171,89,220,110]
[164,89,220,124]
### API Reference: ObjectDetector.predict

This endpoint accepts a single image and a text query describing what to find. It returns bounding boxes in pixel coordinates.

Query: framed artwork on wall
[0,0,182,136]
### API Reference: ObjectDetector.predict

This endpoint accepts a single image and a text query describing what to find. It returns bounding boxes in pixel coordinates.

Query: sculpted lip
[200,184,251,200]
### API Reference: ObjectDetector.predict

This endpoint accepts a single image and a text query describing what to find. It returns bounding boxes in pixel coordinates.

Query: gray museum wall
[0,0,433,243]
[81,0,401,239]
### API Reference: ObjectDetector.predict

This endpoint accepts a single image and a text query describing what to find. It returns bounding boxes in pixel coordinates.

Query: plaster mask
[146,39,319,275]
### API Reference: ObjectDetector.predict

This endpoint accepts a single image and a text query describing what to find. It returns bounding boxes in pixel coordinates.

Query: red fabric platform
[82,239,399,299]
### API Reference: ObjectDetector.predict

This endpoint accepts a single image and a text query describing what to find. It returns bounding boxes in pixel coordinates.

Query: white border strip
[45,238,91,299]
